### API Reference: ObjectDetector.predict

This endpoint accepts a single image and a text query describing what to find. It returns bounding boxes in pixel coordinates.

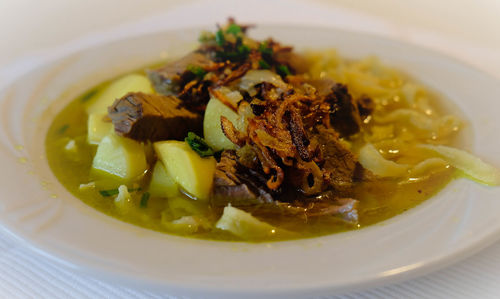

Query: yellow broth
[45,58,461,242]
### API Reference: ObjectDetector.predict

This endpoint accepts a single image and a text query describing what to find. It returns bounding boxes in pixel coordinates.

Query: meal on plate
[45,19,500,241]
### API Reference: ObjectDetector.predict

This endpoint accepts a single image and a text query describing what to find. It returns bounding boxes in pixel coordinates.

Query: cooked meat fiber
[147,52,223,108]
[212,151,274,207]
[307,79,366,137]
[304,193,359,224]
[315,126,359,195]
[213,151,360,224]
[147,52,217,95]
[327,84,363,137]
[108,92,202,142]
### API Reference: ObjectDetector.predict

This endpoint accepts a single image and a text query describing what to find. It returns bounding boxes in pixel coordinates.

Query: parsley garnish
[185,132,215,157]
[215,29,225,46]
[140,192,150,208]
[216,44,250,62]
[57,124,69,135]
[258,59,271,69]
[186,64,207,79]
[99,187,141,197]
[258,42,273,60]
[277,65,291,77]
[80,89,98,103]
[226,24,242,35]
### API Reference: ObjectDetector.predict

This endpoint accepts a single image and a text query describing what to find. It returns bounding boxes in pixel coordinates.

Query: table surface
[1,0,500,297]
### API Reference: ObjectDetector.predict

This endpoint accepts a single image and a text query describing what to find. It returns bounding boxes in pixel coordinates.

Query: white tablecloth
[1,0,500,297]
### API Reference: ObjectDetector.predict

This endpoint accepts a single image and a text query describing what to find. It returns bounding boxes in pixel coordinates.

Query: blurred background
[1,0,499,76]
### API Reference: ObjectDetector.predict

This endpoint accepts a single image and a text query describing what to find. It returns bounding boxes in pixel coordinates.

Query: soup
[45,20,499,242]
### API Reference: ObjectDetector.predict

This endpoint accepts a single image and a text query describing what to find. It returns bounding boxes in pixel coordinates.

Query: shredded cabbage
[374,109,435,130]
[409,157,449,177]
[419,144,500,186]
[374,109,461,139]
[359,143,409,177]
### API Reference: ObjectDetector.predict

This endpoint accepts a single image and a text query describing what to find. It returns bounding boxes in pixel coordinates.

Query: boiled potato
[87,113,113,144]
[215,206,277,240]
[154,141,216,200]
[148,161,179,198]
[203,97,243,151]
[91,133,147,183]
[85,74,154,115]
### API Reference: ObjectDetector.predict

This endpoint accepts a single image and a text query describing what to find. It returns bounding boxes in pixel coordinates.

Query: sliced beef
[304,192,359,224]
[147,52,221,107]
[315,125,359,195]
[326,84,363,137]
[307,80,365,137]
[212,151,274,207]
[108,92,202,142]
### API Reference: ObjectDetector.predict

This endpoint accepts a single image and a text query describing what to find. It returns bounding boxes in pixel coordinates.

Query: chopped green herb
[225,24,242,35]
[57,124,69,135]
[140,192,150,208]
[258,59,271,69]
[99,187,141,197]
[99,189,119,197]
[237,44,250,57]
[277,65,291,77]
[186,65,207,79]
[216,44,250,62]
[80,89,98,103]
[259,42,273,59]
[215,29,225,46]
[185,132,215,157]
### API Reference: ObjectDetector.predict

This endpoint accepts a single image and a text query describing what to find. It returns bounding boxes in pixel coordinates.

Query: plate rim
[1,24,500,297]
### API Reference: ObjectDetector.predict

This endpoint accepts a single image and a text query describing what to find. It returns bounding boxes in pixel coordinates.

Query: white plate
[0,25,499,298]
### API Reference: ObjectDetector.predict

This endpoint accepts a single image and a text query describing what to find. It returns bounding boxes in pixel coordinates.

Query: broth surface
[46,54,460,241]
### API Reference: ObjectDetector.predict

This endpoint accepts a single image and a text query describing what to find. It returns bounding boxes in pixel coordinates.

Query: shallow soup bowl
[1,25,500,298]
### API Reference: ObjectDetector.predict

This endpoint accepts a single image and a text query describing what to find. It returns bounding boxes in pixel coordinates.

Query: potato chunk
[154,141,216,200]
[87,113,113,144]
[203,97,243,151]
[148,161,179,198]
[91,133,147,182]
[85,74,154,115]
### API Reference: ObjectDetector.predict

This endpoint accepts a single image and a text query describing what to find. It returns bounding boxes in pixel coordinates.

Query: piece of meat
[307,80,364,137]
[147,52,218,96]
[211,151,274,207]
[305,194,359,224]
[327,84,363,137]
[315,125,359,195]
[108,92,202,142]
[147,52,224,108]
